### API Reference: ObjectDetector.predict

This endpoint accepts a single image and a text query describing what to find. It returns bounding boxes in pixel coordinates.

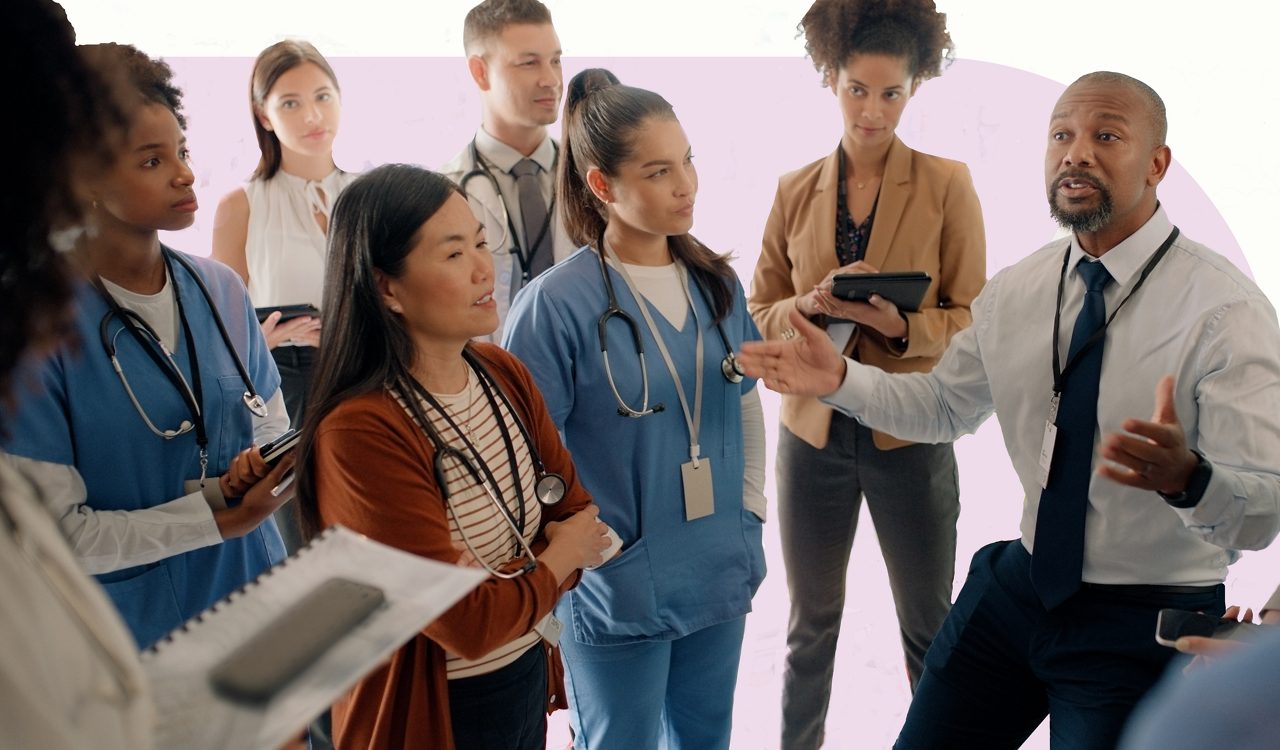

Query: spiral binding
[143,525,337,655]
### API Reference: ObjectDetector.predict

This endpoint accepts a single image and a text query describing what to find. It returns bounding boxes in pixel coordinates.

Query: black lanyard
[1051,227,1180,394]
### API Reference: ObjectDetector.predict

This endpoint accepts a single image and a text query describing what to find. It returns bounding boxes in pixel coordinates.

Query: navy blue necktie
[1031,259,1112,609]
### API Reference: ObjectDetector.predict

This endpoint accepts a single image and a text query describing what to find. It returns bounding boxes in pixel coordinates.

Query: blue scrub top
[2,249,285,648]
[503,247,765,645]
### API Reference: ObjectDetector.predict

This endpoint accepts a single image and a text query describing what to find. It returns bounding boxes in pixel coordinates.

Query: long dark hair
[558,68,737,322]
[249,40,340,181]
[296,164,462,540]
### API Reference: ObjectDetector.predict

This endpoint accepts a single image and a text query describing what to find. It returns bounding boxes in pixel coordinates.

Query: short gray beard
[1048,183,1114,234]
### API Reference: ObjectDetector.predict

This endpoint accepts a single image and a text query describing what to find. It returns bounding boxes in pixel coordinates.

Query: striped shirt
[392,367,543,678]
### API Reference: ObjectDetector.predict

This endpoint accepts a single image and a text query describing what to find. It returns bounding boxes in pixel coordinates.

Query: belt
[1080,582,1219,596]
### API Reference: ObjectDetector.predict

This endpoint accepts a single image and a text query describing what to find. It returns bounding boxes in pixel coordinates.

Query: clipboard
[142,526,485,750]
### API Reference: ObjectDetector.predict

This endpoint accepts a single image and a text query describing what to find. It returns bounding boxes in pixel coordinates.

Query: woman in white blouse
[212,40,356,552]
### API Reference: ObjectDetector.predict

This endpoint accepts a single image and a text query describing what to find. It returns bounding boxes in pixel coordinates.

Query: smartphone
[259,429,300,468]
[209,577,386,704]
[1154,608,1257,647]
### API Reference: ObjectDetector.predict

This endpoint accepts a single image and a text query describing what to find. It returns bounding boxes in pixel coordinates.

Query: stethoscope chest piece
[534,472,568,506]
[243,392,269,418]
[721,353,745,384]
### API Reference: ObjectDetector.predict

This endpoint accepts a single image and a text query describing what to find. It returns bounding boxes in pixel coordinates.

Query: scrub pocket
[569,537,662,644]
[217,374,253,467]
[98,563,184,649]
[742,509,766,595]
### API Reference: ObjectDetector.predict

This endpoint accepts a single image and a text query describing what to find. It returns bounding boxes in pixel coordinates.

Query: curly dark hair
[800,0,954,85]
[0,0,127,431]
[80,42,186,129]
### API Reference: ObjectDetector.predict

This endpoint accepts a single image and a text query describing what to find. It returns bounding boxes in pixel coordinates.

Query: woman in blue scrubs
[1,44,294,649]
[502,68,766,750]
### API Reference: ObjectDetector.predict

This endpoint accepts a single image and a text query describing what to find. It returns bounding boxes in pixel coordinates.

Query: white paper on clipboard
[142,525,485,750]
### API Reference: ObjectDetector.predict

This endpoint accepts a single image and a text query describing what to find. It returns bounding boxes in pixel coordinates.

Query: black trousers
[448,644,547,750]
[269,345,314,555]
[895,540,1224,750]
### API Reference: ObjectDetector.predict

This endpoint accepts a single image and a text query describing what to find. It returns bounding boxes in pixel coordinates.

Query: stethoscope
[402,349,567,579]
[457,138,559,284]
[594,239,745,419]
[96,246,269,485]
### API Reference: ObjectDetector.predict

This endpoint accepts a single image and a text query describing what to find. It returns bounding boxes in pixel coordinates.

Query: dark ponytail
[558,67,737,322]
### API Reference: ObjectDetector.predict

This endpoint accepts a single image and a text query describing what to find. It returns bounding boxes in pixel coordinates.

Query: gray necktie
[510,158,553,278]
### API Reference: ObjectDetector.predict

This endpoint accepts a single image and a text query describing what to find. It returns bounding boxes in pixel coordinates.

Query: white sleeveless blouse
[243,169,358,308]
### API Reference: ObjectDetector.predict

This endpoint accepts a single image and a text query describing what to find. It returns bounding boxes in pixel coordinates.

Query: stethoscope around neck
[405,349,568,579]
[593,236,745,419]
[458,138,559,284]
[96,246,268,483]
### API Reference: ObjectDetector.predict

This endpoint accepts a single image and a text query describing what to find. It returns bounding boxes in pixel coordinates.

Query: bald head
[1065,71,1167,147]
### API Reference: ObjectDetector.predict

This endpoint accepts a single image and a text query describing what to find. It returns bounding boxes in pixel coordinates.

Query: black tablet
[831,272,932,312]
[254,304,320,324]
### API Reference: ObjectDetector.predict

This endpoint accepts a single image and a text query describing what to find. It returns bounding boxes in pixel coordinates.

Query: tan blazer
[748,138,986,450]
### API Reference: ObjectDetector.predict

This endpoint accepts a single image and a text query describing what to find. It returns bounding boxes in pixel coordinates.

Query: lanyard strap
[602,242,705,464]
[1051,227,1179,393]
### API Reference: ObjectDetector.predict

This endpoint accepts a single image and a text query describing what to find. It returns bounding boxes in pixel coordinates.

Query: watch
[1158,450,1211,509]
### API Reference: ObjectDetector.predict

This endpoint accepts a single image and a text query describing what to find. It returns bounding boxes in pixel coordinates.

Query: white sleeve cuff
[819,357,875,418]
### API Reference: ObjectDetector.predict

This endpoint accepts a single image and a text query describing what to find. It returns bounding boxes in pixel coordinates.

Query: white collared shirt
[824,206,1280,585]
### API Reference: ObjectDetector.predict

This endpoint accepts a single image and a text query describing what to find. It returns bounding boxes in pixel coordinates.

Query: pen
[270,470,296,498]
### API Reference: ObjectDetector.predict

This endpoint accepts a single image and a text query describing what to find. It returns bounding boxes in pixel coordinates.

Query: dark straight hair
[249,40,340,181]
[295,164,462,540]
[558,68,737,322]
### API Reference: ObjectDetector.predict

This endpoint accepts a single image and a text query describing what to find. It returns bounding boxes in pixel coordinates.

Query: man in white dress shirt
[739,71,1280,749]
[441,0,574,344]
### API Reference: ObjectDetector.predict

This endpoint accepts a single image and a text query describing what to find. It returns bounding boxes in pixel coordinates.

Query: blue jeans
[895,540,1225,750]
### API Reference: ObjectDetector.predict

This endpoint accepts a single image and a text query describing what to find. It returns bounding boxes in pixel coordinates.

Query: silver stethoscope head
[534,473,567,506]
[721,352,745,384]
[243,392,270,418]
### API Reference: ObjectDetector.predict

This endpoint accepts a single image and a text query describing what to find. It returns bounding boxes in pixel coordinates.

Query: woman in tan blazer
[747,1,985,747]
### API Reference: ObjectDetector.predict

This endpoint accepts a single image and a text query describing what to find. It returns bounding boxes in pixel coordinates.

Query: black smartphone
[209,577,386,705]
[255,304,320,324]
[259,429,300,468]
[1154,608,1256,647]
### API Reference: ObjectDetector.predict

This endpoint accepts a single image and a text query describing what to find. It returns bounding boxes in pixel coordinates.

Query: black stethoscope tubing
[458,139,559,283]
[96,247,268,476]
[404,351,567,568]
[593,241,745,418]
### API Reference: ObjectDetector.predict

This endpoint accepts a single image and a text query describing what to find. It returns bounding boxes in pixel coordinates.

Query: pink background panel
[161,56,1278,749]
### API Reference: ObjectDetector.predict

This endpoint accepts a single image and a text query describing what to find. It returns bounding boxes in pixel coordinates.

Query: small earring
[389,304,403,314]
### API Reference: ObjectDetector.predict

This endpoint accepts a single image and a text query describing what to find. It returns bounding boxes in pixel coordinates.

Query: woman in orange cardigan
[747,1,986,747]
[296,164,610,749]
